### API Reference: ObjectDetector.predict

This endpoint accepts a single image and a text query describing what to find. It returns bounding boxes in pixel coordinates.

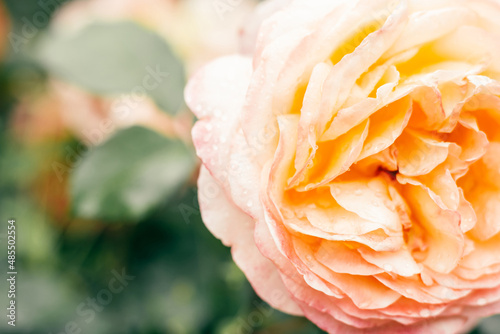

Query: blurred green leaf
[35,21,186,114]
[71,126,196,222]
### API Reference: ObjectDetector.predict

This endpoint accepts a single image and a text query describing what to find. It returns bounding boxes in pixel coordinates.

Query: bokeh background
[0,0,498,333]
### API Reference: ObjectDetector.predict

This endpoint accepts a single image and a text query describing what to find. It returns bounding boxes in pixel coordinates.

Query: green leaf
[36,21,186,114]
[71,126,197,222]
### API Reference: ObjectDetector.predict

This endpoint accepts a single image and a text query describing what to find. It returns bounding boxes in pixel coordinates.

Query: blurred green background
[0,0,498,333]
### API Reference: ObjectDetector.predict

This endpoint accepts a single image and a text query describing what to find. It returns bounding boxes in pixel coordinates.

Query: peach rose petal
[330,178,403,235]
[357,96,413,161]
[297,120,370,190]
[395,129,450,177]
[454,263,500,281]
[198,167,303,315]
[302,300,468,334]
[433,25,500,74]
[403,185,464,274]
[358,246,421,277]
[294,238,402,310]
[273,0,403,124]
[467,190,500,241]
[291,62,333,186]
[320,85,402,142]
[187,55,252,184]
[460,144,500,240]
[314,241,385,276]
[430,270,500,290]
[305,201,395,237]
[460,234,500,270]
[464,142,500,190]
[384,6,477,59]
[317,1,409,133]
[447,121,489,163]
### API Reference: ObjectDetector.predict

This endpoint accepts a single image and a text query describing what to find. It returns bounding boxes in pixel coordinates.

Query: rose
[186,0,500,333]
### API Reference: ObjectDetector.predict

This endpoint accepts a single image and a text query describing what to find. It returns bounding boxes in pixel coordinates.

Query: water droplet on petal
[282,208,295,219]
[419,309,431,318]
[443,287,454,300]
[383,264,393,272]
[354,189,363,196]
[384,199,396,211]
[477,298,487,306]
[246,200,253,208]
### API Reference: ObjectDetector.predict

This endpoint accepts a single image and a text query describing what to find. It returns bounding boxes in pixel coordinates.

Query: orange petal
[403,184,464,273]
[330,177,404,235]
[357,96,413,161]
[294,238,401,310]
[395,129,450,177]
[294,120,369,190]
[460,233,500,270]
[290,62,333,186]
[358,246,421,277]
[314,241,385,276]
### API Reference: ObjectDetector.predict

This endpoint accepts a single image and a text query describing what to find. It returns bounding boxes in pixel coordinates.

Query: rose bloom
[186,0,500,333]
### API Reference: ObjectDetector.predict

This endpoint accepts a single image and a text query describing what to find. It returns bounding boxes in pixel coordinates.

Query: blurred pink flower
[13,0,258,145]
[51,0,258,74]
[12,80,192,145]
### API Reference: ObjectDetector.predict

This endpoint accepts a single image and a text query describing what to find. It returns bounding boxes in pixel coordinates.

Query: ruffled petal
[187,55,253,184]
[403,184,464,273]
[197,167,303,315]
